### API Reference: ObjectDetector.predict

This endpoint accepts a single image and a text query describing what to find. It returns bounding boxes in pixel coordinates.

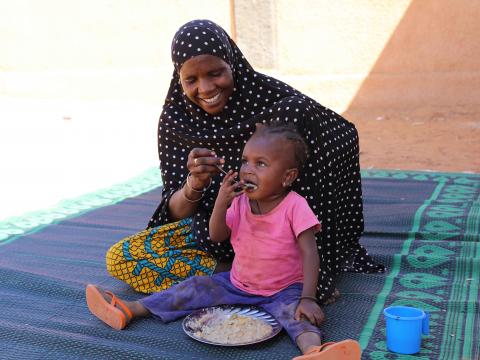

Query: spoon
[216,165,257,190]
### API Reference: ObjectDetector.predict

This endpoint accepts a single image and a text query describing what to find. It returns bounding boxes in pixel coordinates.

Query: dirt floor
[344,106,480,173]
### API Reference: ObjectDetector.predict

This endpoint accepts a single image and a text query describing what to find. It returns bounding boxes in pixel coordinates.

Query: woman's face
[179,54,234,115]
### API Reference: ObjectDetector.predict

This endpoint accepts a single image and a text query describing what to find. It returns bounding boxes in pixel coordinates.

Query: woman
[106,19,384,302]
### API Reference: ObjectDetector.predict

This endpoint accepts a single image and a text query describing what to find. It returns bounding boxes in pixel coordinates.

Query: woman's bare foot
[322,288,341,305]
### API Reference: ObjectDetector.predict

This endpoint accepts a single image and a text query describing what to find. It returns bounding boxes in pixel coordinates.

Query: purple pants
[140,271,322,342]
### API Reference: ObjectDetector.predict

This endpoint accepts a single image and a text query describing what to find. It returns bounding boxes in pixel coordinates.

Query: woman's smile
[198,91,223,105]
[179,54,234,114]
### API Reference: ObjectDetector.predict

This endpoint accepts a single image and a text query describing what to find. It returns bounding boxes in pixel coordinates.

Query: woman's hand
[215,170,243,209]
[295,299,325,327]
[188,148,224,189]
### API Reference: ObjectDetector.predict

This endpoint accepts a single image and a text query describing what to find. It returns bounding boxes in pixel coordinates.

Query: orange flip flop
[292,339,361,360]
[86,284,133,330]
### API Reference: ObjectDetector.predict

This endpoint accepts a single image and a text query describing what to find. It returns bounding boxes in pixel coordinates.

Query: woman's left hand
[295,299,325,327]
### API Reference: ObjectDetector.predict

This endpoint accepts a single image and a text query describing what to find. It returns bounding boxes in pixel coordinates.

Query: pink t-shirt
[226,191,321,296]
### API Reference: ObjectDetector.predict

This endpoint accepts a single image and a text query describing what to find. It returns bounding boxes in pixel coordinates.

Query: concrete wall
[1,0,478,219]
[346,0,480,112]
[1,0,479,113]
[0,0,230,102]
[234,0,480,113]
[236,0,411,109]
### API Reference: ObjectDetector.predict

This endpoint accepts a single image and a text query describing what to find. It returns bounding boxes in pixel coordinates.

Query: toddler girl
[86,122,360,360]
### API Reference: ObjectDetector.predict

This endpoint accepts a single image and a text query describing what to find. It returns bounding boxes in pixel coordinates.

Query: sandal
[86,284,133,330]
[292,339,361,360]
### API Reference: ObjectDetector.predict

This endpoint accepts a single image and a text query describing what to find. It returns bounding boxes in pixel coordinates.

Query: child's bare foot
[86,284,136,330]
[322,288,341,305]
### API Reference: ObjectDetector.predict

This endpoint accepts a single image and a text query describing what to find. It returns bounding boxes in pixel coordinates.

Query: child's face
[239,134,296,201]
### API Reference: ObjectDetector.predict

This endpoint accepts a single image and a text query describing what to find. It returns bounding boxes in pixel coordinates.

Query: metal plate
[182,305,282,346]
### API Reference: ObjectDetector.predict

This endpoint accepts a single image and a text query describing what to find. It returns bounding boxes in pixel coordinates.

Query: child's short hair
[254,121,309,170]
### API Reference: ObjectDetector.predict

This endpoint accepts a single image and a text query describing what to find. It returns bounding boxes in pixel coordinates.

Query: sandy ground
[345,106,480,173]
[0,97,478,221]
[0,98,160,221]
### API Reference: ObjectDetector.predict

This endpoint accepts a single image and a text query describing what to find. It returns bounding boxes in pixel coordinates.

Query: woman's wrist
[182,183,203,203]
[187,173,212,192]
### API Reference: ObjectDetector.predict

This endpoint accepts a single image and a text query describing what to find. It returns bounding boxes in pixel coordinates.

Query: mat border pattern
[1,168,479,359]
[359,170,480,359]
[0,167,162,245]
[1,169,477,246]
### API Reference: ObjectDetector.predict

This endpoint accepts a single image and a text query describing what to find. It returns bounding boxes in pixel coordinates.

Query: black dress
[146,19,383,301]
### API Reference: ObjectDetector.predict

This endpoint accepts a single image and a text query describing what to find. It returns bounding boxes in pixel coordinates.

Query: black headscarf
[148,19,384,301]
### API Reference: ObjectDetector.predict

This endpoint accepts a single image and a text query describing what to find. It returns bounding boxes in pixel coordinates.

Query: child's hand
[295,299,325,327]
[215,170,243,208]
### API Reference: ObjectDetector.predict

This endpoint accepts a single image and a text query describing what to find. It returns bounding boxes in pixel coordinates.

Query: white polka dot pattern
[148,20,384,301]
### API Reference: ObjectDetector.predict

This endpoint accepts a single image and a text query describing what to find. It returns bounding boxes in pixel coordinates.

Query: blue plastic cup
[383,306,429,354]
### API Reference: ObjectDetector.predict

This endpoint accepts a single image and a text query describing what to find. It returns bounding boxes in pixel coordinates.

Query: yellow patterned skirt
[106,218,216,294]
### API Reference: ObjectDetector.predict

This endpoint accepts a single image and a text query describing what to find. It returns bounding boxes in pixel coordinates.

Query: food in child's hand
[191,310,272,344]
